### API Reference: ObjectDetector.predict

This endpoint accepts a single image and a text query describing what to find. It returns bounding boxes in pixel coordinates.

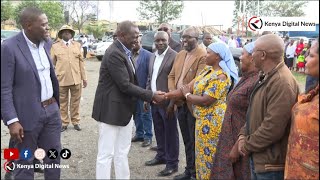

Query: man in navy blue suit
[131,36,154,147]
[1,7,61,179]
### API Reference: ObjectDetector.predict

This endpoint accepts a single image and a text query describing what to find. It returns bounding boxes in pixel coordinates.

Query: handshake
[151,85,191,104]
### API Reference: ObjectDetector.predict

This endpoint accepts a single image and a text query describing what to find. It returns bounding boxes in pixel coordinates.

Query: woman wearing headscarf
[165,42,236,179]
[284,38,319,180]
[210,42,258,180]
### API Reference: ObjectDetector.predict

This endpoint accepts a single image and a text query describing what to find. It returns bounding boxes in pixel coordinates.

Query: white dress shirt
[286,44,296,58]
[151,47,169,92]
[8,30,54,125]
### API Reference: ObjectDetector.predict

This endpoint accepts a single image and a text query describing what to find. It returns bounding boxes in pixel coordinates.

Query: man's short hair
[202,32,212,40]
[116,20,138,35]
[19,7,44,27]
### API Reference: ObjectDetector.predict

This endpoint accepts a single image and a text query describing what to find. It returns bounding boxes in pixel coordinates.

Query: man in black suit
[92,20,165,179]
[158,23,182,53]
[144,31,179,176]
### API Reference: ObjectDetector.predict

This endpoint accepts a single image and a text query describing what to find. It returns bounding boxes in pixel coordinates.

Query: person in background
[1,7,62,179]
[112,31,117,41]
[285,39,296,70]
[237,34,299,180]
[199,32,213,50]
[244,39,250,45]
[284,37,319,180]
[220,33,227,43]
[296,48,306,73]
[51,25,87,132]
[158,23,181,53]
[131,36,154,147]
[92,20,165,179]
[81,34,88,59]
[236,36,242,47]
[144,31,179,177]
[228,36,237,48]
[210,42,258,180]
[294,39,305,71]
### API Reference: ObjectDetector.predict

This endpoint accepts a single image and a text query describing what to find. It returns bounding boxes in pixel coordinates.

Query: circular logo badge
[34,148,46,160]
[60,148,71,159]
[47,149,58,159]
[4,161,15,172]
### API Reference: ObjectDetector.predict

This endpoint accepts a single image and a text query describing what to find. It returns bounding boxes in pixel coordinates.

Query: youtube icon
[4,148,19,160]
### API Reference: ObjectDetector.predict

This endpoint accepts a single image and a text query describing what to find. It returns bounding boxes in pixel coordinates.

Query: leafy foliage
[137,0,184,24]
[84,24,107,40]
[1,0,14,22]
[259,1,308,17]
[12,1,64,30]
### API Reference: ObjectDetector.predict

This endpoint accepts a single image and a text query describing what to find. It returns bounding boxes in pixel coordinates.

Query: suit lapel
[149,54,156,78]
[181,48,199,80]
[114,40,135,80]
[16,33,41,84]
[176,51,187,82]
[157,48,172,76]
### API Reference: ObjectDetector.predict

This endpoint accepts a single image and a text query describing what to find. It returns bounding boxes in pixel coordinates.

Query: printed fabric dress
[192,66,231,180]
[210,71,258,180]
[285,85,319,180]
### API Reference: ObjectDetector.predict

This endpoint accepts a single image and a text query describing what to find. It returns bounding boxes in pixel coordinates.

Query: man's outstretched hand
[152,91,166,104]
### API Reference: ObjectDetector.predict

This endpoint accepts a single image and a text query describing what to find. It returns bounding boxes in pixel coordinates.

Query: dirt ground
[1,57,187,179]
[1,57,306,179]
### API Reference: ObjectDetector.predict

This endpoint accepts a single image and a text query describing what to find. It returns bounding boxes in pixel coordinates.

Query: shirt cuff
[7,118,19,126]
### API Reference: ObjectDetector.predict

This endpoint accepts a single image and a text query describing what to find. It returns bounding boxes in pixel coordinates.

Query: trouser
[13,102,61,180]
[59,84,82,126]
[133,100,153,140]
[177,103,196,177]
[151,104,179,169]
[96,119,133,179]
[83,47,87,58]
[250,156,284,180]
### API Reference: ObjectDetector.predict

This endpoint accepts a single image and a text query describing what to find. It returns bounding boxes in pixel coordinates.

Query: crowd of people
[1,7,319,180]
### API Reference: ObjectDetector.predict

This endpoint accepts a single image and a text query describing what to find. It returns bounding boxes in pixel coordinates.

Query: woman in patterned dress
[179,42,238,179]
[284,38,319,180]
[210,42,258,180]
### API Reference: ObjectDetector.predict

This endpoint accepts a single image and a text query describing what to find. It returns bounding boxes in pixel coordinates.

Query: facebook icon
[20,149,32,160]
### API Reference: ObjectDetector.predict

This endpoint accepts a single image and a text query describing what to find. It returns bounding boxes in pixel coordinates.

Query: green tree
[62,0,97,33]
[259,1,308,17]
[84,24,107,40]
[1,0,14,22]
[13,1,64,30]
[137,0,184,24]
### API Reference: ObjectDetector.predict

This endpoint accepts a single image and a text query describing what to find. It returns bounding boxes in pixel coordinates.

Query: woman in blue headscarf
[210,42,259,180]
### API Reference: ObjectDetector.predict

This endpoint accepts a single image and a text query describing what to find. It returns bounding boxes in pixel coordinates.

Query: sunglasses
[158,27,169,32]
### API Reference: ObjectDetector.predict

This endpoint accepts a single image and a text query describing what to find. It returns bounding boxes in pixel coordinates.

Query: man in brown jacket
[51,25,87,132]
[237,34,300,179]
[167,27,206,180]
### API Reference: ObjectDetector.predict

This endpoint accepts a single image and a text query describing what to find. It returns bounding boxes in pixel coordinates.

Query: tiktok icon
[60,148,71,159]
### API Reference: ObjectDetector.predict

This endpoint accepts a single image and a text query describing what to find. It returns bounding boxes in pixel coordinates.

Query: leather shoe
[149,145,157,151]
[158,167,178,176]
[141,139,152,147]
[145,158,166,166]
[61,126,67,132]
[174,171,191,180]
[131,136,144,142]
[74,124,81,131]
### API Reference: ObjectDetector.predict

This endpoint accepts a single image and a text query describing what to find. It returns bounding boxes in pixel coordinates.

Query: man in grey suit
[92,20,165,179]
[1,7,61,179]
[144,31,179,177]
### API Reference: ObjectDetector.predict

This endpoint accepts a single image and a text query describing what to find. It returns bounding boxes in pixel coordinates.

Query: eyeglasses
[182,35,197,40]
[157,27,169,32]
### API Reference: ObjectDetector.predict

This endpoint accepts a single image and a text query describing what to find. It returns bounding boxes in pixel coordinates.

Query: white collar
[155,46,169,57]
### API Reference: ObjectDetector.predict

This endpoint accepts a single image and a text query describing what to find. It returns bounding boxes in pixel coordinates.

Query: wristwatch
[185,92,191,99]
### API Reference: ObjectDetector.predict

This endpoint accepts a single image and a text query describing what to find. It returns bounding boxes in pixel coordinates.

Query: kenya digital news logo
[248,16,263,31]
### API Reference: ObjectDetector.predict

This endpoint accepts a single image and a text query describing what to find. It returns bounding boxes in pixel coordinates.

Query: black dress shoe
[61,126,67,132]
[173,171,191,180]
[131,136,144,142]
[74,124,81,131]
[149,145,157,151]
[141,139,152,147]
[145,158,166,166]
[158,167,178,176]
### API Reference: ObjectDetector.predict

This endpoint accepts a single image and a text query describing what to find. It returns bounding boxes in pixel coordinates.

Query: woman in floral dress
[179,42,238,179]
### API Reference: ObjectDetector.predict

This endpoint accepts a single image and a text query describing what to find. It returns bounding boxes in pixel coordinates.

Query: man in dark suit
[131,36,154,147]
[144,31,179,176]
[92,20,165,179]
[1,7,61,179]
[158,23,182,53]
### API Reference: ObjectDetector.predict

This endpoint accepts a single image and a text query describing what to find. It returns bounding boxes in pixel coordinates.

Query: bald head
[183,27,199,39]
[154,31,169,41]
[255,34,284,62]
[19,7,44,28]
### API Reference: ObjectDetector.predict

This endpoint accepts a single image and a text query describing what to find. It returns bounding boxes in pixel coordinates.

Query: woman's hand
[180,85,191,96]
